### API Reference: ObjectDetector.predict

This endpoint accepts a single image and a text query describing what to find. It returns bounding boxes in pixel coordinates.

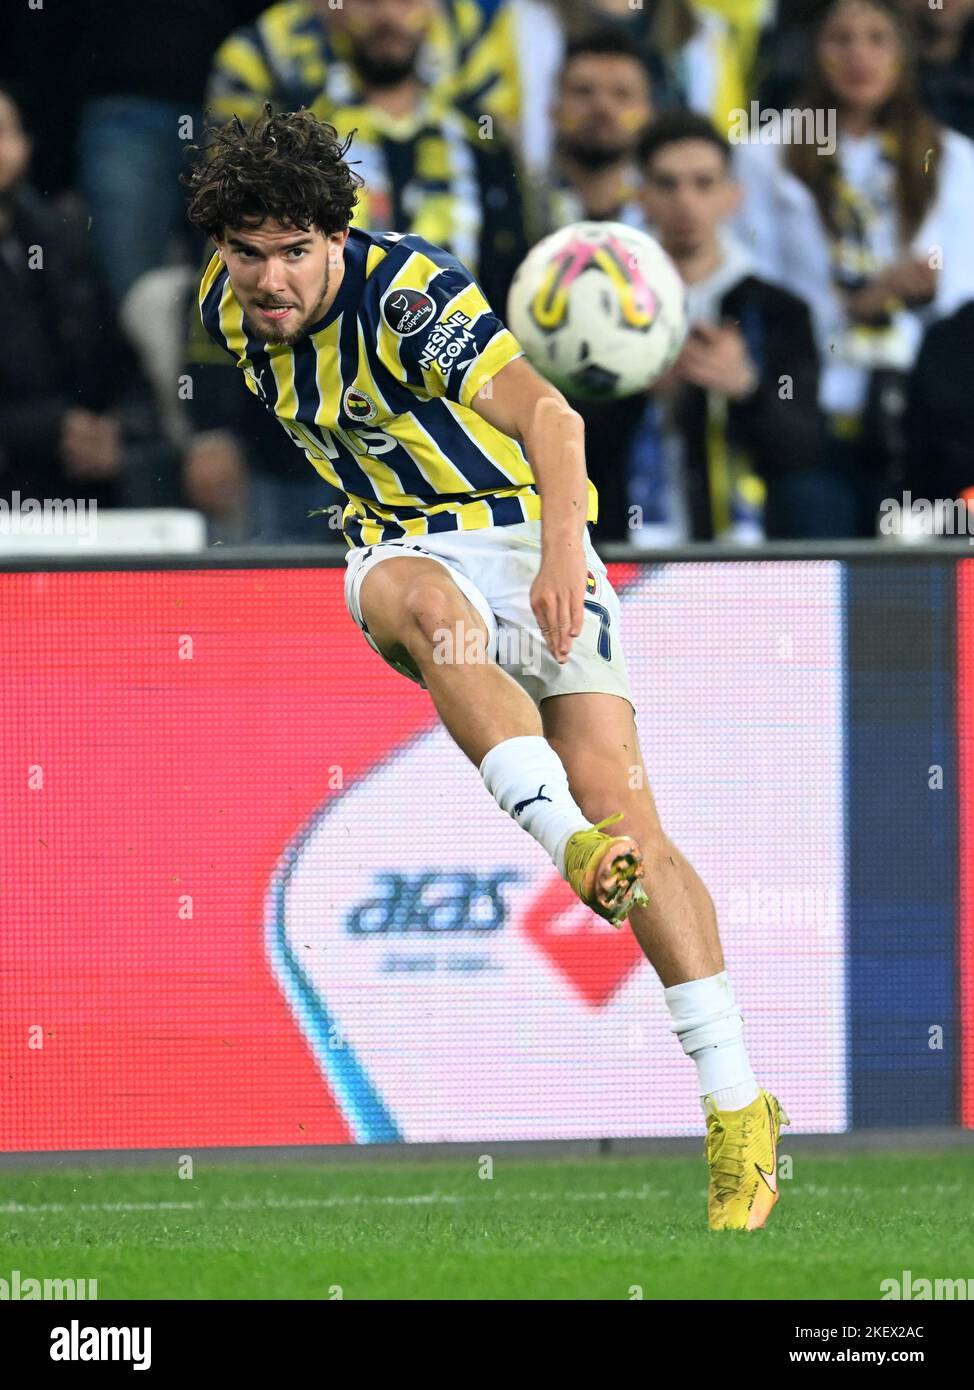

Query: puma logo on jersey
[246,366,268,401]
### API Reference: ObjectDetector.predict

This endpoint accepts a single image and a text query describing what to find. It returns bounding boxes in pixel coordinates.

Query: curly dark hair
[183,105,362,239]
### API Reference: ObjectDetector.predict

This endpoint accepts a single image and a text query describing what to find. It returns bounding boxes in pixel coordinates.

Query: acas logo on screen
[345,871,517,934]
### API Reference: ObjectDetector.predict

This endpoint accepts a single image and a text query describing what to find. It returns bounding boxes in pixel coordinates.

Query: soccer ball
[506,221,687,401]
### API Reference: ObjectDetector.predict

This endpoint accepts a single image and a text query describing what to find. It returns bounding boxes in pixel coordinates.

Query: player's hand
[61,409,122,480]
[183,431,249,520]
[531,543,587,665]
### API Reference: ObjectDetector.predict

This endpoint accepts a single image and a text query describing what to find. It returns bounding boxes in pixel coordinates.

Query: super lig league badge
[343,386,378,423]
[380,287,436,336]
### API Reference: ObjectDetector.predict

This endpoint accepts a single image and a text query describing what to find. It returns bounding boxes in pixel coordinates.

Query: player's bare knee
[402,580,481,653]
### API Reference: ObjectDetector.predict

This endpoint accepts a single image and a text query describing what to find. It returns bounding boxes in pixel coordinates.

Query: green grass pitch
[1,1150,971,1300]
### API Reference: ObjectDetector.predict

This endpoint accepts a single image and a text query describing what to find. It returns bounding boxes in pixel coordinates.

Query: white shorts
[343,520,634,709]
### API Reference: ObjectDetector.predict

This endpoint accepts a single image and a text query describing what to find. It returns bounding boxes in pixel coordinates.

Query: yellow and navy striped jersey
[207,0,518,132]
[198,227,599,548]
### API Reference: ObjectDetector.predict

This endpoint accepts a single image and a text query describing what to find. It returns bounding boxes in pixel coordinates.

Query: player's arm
[470,358,589,663]
[470,358,588,548]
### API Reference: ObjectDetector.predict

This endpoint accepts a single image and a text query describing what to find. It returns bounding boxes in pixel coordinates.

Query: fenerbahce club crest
[342,386,378,423]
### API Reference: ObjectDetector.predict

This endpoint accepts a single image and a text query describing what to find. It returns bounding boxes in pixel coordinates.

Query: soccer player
[183,107,787,1230]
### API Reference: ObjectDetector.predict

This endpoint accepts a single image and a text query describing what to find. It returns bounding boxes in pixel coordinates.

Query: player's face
[217,221,349,345]
[817,0,903,113]
[640,141,739,259]
[554,56,654,168]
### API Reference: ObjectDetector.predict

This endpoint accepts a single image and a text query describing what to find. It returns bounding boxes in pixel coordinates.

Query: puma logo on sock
[513,785,552,817]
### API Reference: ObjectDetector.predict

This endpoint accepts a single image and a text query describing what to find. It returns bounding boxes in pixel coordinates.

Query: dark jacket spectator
[0,102,178,510]
[675,269,825,541]
[623,111,825,543]
[617,238,825,544]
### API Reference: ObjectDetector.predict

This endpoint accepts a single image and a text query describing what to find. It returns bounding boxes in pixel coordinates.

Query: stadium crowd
[4,0,974,544]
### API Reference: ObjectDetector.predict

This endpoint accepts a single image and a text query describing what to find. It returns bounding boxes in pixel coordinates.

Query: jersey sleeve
[372,251,524,409]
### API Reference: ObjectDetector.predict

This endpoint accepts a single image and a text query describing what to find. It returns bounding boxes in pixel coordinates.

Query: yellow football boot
[562,812,649,927]
[705,1088,789,1231]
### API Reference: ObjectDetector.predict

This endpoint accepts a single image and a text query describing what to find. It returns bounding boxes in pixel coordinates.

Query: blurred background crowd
[4,0,974,545]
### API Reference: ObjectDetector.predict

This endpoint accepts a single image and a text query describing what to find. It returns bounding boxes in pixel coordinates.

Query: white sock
[480,735,589,876]
[663,970,760,1114]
